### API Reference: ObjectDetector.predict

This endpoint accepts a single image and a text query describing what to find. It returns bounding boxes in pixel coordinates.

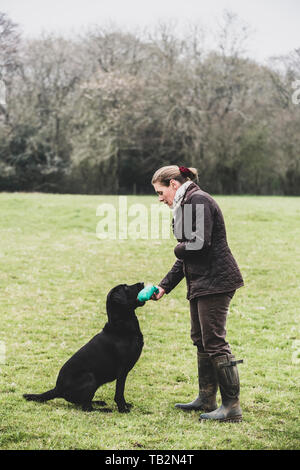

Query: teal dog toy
[137,285,159,302]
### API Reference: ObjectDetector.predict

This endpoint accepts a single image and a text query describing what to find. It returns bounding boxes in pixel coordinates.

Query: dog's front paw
[118,402,133,413]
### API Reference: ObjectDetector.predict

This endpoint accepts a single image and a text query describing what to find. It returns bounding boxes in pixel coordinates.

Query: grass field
[0,192,299,450]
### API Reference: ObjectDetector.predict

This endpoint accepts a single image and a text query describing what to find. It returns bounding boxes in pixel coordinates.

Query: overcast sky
[1,0,300,63]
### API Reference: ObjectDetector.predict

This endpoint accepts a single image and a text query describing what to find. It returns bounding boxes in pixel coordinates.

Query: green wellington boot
[199,355,243,423]
[175,352,218,412]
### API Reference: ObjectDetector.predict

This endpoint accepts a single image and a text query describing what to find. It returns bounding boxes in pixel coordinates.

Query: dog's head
[106,282,145,322]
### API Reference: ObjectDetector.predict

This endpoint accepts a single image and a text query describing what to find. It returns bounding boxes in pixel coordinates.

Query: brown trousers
[189,291,235,358]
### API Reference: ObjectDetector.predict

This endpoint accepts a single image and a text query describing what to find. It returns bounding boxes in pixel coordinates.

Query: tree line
[0,11,300,195]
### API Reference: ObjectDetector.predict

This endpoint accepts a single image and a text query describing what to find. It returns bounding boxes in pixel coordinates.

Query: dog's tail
[23,388,58,403]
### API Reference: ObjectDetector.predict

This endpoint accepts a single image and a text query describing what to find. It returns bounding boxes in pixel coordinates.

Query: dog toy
[137,285,159,302]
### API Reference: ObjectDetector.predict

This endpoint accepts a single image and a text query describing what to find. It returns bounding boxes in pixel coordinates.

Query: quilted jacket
[159,183,244,300]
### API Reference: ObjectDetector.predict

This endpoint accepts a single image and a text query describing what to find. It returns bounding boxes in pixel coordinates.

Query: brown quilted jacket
[159,183,244,300]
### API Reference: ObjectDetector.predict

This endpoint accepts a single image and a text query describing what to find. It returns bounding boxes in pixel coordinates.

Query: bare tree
[0,12,20,121]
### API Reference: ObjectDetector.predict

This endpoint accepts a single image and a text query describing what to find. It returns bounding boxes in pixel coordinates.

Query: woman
[151,165,244,422]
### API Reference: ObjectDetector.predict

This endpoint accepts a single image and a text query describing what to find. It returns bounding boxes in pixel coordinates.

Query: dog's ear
[106,285,128,314]
[111,288,128,306]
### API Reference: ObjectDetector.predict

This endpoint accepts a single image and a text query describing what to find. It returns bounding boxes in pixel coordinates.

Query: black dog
[23,282,145,412]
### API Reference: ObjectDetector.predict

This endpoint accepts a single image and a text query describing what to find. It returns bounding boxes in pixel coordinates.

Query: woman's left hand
[174,243,185,259]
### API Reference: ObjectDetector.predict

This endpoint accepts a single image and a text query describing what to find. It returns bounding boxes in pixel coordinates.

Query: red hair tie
[179,166,191,177]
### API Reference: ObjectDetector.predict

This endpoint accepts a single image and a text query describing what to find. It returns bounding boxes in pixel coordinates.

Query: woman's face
[153,180,181,207]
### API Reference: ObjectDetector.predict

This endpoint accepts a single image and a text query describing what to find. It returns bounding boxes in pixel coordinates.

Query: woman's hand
[151,286,165,301]
[174,242,186,259]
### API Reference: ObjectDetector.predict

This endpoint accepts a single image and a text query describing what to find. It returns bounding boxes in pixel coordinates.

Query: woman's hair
[151,165,198,186]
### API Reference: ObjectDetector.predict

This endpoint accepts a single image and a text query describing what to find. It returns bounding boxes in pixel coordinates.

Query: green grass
[0,192,299,450]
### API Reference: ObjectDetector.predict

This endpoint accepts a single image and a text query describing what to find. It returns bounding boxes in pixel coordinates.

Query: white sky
[1,0,300,63]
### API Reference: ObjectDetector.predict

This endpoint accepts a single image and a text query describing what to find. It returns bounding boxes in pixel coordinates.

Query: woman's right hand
[151,286,165,301]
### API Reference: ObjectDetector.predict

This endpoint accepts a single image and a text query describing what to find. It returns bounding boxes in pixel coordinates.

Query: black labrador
[23,282,145,412]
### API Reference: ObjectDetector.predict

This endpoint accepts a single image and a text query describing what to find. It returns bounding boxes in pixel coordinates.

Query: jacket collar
[180,182,201,206]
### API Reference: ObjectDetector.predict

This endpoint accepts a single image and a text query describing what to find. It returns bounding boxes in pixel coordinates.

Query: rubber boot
[175,352,218,412]
[199,355,243,422]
